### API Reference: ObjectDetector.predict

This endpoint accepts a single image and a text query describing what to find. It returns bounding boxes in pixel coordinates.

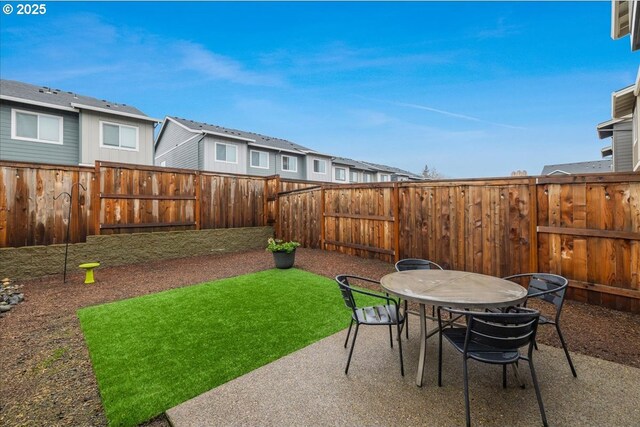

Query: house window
[335,167,346,181]
[363,174,373,183]
[281,155,297,172]
[380,174,391,182]
[215,142,238,163]
[350,171,359,182]
[11,109,63,144]
[313,159,326,174]
[250,150,269,169]
[100,121,138,150]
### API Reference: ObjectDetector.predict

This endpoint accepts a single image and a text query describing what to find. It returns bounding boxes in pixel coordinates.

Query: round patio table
[380,269,528,386]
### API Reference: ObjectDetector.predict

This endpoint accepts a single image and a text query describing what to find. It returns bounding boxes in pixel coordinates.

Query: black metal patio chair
[503,273,577,377]
[395,258,444,337]
[335,275,405,376]
[437,306,547,427]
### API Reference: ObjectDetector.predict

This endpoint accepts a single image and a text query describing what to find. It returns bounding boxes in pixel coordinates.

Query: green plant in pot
[266,238,300,269]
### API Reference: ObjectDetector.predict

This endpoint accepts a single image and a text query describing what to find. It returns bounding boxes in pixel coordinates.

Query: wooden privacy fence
[0,160,318,247]
[278,174,640,313]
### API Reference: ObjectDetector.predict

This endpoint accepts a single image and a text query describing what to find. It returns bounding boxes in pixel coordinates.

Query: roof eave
[611,85,636,118]
[70,103,160,122]
[0,94,77,112]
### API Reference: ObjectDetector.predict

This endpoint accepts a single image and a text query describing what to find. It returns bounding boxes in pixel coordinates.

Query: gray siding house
[155,117,332,180]
[604,70,640,172]
[332,157,376,183]
[597,118,633,171]
[0,79,159,166]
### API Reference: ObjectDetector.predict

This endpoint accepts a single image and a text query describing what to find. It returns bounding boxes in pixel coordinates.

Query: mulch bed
[1,248,638,426]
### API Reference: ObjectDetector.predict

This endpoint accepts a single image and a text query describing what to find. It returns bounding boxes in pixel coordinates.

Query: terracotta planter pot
[272,250,296,269]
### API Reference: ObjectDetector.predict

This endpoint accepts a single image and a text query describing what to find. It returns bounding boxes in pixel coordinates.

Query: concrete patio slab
[167,321,640,426]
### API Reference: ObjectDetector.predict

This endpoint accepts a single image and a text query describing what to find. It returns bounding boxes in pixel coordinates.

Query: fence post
[528,177,538,273]
[263,178,269,227]
[93,161,101,235]
[195,171,201,230]
[393,182,400,263]
[320,186,326,250]
[274,175,281,237]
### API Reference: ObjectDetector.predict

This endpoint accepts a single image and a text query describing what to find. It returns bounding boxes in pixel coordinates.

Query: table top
[380,270,527,309]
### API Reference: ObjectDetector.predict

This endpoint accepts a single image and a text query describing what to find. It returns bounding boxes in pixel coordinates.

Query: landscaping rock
[0,279,24,315]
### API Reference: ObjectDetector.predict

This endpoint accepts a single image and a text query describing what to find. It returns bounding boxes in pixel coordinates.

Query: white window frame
[281,154,298,172]
[380,174,391,182]
[313,159,327,174]
[363,173,373,183]
[99,121,139,151]
[634,109,639,171]
[250,149,269,169]
[214,142,238,164]
[349,170,359,182]
[11,108,64,145]
[334,167,347,181]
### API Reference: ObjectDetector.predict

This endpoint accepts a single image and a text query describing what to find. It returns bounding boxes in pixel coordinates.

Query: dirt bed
[1,248,638,426]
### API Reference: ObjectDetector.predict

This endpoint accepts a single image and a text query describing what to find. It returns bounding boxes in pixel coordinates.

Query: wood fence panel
[277,188,321,248]
[0,162,94,247]
[536,178,640,312]
[322,185,395,262]
[200,174,266,229]
[97,162,197,234]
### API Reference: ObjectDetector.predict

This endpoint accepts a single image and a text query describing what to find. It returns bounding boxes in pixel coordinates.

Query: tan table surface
[380,269,528,310]
[380,269,528,386]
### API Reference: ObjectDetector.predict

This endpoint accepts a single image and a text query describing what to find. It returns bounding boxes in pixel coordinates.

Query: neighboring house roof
[165,116,316,155]
[362,161,422,179]
[0,79,159,122]
[541,160,612,176]
[332,157,375,171]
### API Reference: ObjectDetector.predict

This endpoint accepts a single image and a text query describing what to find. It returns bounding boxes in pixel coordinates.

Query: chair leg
[345,323,360,375]
[533,340,539,351]
[404,300,409,339]
[397,322,404,376]
[502,364,507,389]
[463,357,471,427]
[555,324,577,377]
[528,359,549,427]
[344,319,354,348]
[438,327,443,387]
[388,325,393,348]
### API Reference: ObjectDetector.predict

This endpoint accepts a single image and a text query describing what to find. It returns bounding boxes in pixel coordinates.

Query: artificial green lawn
[78,268,378,427]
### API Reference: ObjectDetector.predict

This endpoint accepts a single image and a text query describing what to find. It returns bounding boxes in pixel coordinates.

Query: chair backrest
[395,258,443,272]
[526,274,568,308]
[465,308,540,351]
[335,275,357,311]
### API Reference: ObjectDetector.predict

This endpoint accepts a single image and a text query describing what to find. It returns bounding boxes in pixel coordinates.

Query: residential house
[612,0,639,51]
[362,161,423,181]
[155,116,333,181]
[597,117,634,171]
[608,70,640,172]
[0,79,159,166]
[331,157,376,183]
[541,160,612,176]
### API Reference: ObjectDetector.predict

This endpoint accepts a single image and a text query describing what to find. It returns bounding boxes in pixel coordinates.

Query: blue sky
[1,2,637,177]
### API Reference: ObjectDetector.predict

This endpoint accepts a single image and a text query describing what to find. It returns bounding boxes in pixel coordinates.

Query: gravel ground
[0,248,638,426]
